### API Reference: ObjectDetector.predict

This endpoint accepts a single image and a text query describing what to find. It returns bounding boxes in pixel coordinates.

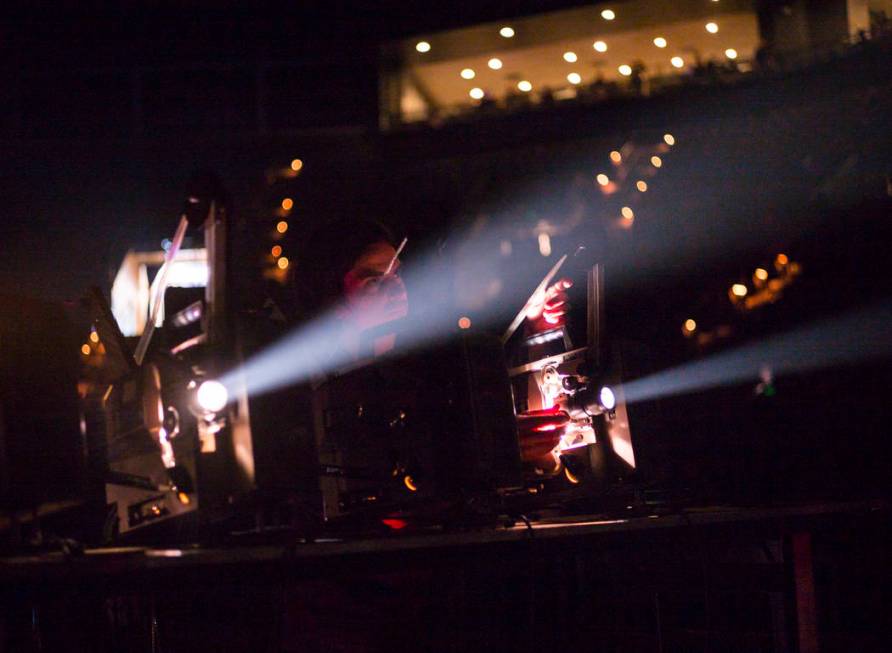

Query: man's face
[342,241,408,329]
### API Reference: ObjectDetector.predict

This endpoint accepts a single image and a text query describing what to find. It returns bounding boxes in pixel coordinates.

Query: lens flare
[197,380,228,412]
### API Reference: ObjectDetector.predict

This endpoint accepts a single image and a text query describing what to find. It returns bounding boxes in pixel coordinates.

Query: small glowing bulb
[271,245,282,257]
[684,319,697,333]
[281,197,293,211]
[81,344,91,356]
[460,68,475,80]
[601,9,616,20]
[276,221,288,234]
[415,41,431,53]
[596,173,610,186]
[563,51,578,63]
[538,232,552,257]
[517,80,532,92]
[89,331,99,343]
[609,150,622,164]
[197,380,228,412]
[499,26,514,38]
[277,256,290,270]
[593,40,608,52]
[725,48,738,59]
[621,206,634,219]
[754,267,769,281]
[706,22,719,33]
[651,155,663,168]
[599,386,616,410]
[731,283,748,297]
[664,133,675,145]
[488,58,503,70]
[653,37,667,48]
[776,253,789,265]
[290,158,303,171]
[458,316,472,329]
[567,72,582,85]
[671,56,685,68]
[636,180,648,192]
[618,64,632,76]
[404,475,418,492]
[469,87,484,100]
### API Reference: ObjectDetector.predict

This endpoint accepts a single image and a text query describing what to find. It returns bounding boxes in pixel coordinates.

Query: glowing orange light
[271,245,282,257]
[610,150,622,164]
[290,158,303,171]
[731,283,748,297]
[177,492,191,505]
[81,344,91,356]
[664,133,675,145]
[684,319,697,332]
[776,253,789,265]
[277,257,290,270]
[276,221,288,234]
[281,198,293,211]
[458,316,472,329]
[403,475,417,492]
[596,173,610,186]
[754,267,768,281]
[89,331,99,343]
[621,206,634,220]
[651,155,663,168]
[564,466,580,484]
[636,180,648,192]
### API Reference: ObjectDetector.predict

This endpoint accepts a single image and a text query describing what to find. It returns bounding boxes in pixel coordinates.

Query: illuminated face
[342,241,408,329]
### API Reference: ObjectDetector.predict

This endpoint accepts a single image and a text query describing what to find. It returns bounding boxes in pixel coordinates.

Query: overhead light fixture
[636,180,648,192]
[567,72,582,85]
[706,22,719,33]
[460,68,475,79]
[671,56,685,68]
[596,173,610,186]
[610,150,622,163]
[517,80,532,92]
[290,159,303,172]
[563,51,578,63]
[488,57,503,70]
[593,40,608,52]
[469,87,484,100]
[664,133,676,145]
[653,37,667,48]
[618,64,632,76]
[731,283,748,298]
[601,9,616,20]
[725,48,738,59]
[621,206,634,219]
[499,26,515,38]
[415,41,431,53]
[651,155,663,168]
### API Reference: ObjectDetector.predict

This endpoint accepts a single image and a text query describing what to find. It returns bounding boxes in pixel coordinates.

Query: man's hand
[525,278,572,333]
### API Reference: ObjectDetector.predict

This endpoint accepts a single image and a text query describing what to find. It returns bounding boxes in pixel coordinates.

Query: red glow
[381,518,408,530]
[534,423,560,432]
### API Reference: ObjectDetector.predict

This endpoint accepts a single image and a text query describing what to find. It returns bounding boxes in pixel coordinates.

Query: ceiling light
[618,64,632,76]
[517,80,532,92]
[601,9,615,20]
[651,155,663,168]
[706,22,719,33]
[593,40,608,52]
[596,173,610,186]
[621,206,634,219]
[664,133,675,145]
[563,51,578,63]
[636,180,648,192]
[567,72,582,85]
[488,57,503,70]
[653,37,667,48]
[461,68,475,79]
[500,26,515,38]
[469,87,484,100]
[671,56,685,68]
[415,41,431,53]
[610,150,622,163]
[725,48,738,59]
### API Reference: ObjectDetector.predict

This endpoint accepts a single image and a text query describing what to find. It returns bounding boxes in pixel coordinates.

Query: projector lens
[196,380,228,413]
